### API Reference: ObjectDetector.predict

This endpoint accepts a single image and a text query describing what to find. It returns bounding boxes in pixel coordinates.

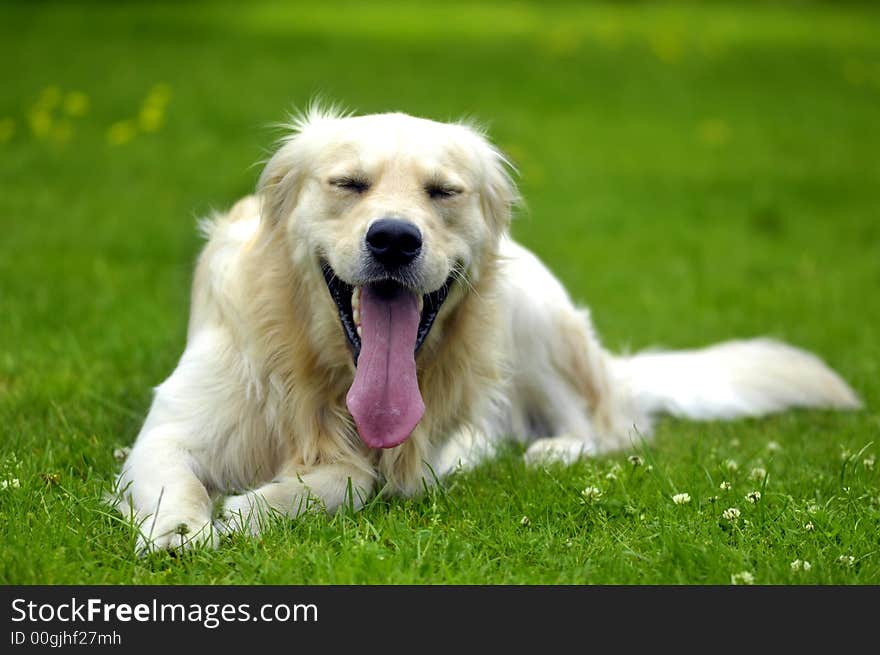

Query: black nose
[366,219,422,269]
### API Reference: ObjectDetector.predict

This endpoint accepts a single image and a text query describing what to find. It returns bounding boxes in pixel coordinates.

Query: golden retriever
[116,107,860,553]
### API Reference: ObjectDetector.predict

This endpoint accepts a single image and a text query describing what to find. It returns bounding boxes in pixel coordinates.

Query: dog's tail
[613,338,861,422]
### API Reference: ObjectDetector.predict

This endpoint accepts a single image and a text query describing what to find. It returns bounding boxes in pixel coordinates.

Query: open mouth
[320,262,452,363]
[320,260,453,450]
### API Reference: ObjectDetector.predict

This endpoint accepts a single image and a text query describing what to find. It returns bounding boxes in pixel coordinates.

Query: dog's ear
[258,103,345,227]
[257,134,305,228]
[472,131,519,234]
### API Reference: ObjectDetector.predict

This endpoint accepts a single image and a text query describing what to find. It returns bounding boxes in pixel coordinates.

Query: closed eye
[425,183,463,200]
[330,176,370,194]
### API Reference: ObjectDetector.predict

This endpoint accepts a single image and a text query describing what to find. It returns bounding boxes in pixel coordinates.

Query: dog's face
[259,110,516,449]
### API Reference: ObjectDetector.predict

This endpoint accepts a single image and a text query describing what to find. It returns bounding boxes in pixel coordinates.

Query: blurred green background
[1,1,877,584]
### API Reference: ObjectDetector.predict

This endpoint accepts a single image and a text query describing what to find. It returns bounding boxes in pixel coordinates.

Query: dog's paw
[218,493,274,537]
[135,515,219,556]
[524,436,596,466]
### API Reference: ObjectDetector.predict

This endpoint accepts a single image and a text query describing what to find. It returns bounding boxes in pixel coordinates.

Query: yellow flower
[138,105,164,132]
[63,91,90,117]
[28,110,52,138]
[106,120,137,146]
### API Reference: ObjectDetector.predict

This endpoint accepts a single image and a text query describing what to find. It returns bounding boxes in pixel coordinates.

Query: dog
[115,107,861,553]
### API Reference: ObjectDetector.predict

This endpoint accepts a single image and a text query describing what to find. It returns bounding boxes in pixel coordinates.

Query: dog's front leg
[115,430,218,555]
[220,463,375,536]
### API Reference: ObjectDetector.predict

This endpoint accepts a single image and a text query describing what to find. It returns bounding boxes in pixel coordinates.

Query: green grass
[1,0,878,584]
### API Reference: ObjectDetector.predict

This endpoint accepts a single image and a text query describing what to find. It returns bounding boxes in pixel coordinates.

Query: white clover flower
[864,456,876,471]
[520,515,531,527]
[720,481,732,492]
[113,447,131,462]
[627,455,643,467]
[731,571,754,585]
[581,486,602,503]
[804,521,815,532]
[746,490,761,504]
[766,441,781,453]
[807,503,820,515]
[1,478,20,490]
[605,465,621,481]
[790,559,802,572]
[838,555,856,567]
[723,507,741,522]
[749,467,767,482]
[803,561,812,571]
[672,492,691,505]
[840,448,852,461]
[724,459,739,472]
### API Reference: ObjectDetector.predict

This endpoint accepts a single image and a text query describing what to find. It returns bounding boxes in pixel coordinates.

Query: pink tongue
[346,285,425,449]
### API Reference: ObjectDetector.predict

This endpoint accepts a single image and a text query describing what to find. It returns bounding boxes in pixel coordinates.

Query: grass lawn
[1,1,878,585]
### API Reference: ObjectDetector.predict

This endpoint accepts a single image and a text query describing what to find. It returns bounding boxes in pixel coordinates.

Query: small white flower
[838,555,856,567]
[720,481,732,492]
[113,447,131,462]
[1,478,20,490]
[790,559,813,573]
[804,521,815,531]
[840,448,852,461]
[581,486,602,503]
[766,441,781,453]
[627,455,643,467]
[722,507,741,522]
[520,515,531,527]
[644,465,654,473]
[749,467,767,482]
[864,455,876,471]
[707,495,720,503]
[746,490,762,504]
[731,571,754,585]
[605,464,623,480]
[807,503,820,515]
[672,492,691,505]
[724,459,739,472]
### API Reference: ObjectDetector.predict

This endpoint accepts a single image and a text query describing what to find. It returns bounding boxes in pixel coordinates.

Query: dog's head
[257,107,517,449]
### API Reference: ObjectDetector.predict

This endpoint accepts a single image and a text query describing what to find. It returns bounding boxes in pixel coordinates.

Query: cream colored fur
[115,108,861,553]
